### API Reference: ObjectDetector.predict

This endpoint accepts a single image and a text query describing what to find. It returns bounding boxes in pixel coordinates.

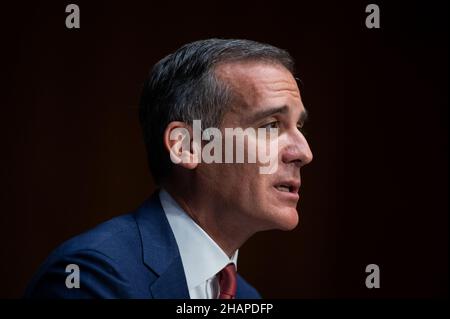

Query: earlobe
[163,121,199,170]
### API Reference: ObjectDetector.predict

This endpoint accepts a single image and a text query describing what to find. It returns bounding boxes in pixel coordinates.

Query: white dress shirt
[159,189,238,299]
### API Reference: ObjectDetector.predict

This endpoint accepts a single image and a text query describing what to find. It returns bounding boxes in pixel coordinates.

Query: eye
[260,121,280,129]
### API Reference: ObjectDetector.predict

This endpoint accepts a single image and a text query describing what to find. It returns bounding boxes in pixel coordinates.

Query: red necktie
[218,263,237,299]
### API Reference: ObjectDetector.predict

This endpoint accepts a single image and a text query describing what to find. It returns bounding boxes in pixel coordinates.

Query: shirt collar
[159,188,238,289]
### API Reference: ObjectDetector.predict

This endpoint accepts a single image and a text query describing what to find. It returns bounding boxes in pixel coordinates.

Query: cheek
[251,131,282,172]
[224,164,266,202]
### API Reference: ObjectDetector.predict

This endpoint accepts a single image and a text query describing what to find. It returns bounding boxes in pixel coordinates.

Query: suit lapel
[135,191,190,299]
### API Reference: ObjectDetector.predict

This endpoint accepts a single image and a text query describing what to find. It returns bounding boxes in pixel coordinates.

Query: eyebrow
[249,105,309,124]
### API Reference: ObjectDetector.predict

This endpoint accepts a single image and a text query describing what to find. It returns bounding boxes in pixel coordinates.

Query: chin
[266,207,300,231]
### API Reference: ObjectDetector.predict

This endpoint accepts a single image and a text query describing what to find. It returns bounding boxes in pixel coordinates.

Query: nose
[281,130,313,168]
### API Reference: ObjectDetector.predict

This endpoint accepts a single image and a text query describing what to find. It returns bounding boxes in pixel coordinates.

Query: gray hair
[139,38,295,184]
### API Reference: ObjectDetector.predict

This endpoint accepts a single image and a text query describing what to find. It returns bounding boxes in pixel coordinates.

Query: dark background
[0,0,448,298]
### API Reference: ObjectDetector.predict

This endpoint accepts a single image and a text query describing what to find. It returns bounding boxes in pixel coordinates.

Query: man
[25,39,313,298]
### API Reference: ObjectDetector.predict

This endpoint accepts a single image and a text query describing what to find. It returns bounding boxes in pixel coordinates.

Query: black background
[0,0,448,298]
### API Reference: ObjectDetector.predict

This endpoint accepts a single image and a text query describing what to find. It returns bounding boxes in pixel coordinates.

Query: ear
[163,121,200,170]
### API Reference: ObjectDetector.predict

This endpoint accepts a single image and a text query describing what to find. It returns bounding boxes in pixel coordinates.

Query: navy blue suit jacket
[25,192,261,299]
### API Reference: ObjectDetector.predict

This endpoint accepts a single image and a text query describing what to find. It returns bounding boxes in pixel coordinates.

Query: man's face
[198,61,313,232]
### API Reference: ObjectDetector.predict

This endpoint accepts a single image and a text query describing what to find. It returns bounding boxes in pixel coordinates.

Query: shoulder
[25,212,152,298]
[52,213,140,260]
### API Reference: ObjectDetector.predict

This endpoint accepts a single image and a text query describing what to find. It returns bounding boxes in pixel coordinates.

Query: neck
[163,179,254,258]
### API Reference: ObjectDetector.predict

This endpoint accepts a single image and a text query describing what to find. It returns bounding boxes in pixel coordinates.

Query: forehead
[215,61,302,116]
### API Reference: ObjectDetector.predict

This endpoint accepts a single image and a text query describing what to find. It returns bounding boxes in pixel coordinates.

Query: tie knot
[218,263,237,299]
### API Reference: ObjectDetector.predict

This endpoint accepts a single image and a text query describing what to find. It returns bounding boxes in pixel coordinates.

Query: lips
[275,185,291,192]
[273,179,300,201]
[274,180,300,194]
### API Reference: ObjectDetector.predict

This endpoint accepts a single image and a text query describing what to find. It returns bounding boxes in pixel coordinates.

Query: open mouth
[275,185,294,193]
[273,180,300,196]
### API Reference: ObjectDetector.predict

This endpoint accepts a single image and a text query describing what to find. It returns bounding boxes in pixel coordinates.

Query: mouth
[273,180,300,201]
